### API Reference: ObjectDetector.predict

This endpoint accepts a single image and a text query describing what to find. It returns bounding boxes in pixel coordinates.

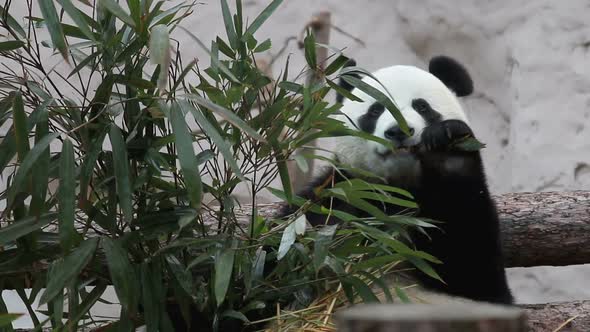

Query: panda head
[334,56,474,182]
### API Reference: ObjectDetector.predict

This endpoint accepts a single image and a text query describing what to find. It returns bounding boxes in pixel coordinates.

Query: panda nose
[384,126,414,142]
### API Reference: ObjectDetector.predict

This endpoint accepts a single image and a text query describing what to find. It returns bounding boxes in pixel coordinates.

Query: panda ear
[428,56,473,97]
[336,58,360,103]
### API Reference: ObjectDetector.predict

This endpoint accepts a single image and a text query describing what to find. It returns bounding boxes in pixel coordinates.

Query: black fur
[412,98,442,125]
[358,102,385,133]
[429,56,474,97]
[279,119,513,305]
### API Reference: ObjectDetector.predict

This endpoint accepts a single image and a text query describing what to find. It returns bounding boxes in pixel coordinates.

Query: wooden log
[495,191,590,267]
[523,300,590,332]
[335,303,527,332]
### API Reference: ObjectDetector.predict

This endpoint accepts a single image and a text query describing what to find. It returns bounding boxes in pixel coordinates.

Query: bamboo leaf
[38,0,69,61]
[0,40,24,51]
[12,92,29,161]
[0,5,26,38]
[40,238,98,304]
[313,224,337,271]
[253,38,271,53]
[325,55,350,76]
[303,30,316,69]
[0,314,22,328]
[345,276,380,303]
[58,139,78,252]
[0,213,56,245]
[169,102,202,210]
[102,237,139,314]
[7,133,60,208]
[109,125,134,223]
[56,0,97,42]
[243,0,284,37]
[141,262,162,332]
[277,221,297,260]
[220,0,237,48]
[149,24,170,91]
[185,94,264,141]
[30,104,50,216]
[98,0,136,27]
[214,247,235,307]
[179,100,244,180]
[178,26,240,83]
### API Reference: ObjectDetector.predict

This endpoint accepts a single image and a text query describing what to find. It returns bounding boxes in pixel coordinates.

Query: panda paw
[421,120,474,152]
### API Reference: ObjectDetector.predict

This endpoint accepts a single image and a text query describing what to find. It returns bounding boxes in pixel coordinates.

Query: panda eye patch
[412,98,430,113]
[367,102,385,117]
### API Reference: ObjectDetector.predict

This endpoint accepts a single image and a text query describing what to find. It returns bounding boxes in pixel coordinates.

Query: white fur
[335,65,469,181]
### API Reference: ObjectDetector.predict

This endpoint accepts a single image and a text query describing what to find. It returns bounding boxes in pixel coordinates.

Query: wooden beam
[335,303,527,332]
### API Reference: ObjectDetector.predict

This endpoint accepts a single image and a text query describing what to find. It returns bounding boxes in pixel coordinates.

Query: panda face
[335,65,470,181]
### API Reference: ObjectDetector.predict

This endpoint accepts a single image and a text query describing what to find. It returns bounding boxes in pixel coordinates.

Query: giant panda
[281,55,513,305]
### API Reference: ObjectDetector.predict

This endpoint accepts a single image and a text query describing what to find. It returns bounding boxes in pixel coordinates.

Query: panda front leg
[411,119,514,304]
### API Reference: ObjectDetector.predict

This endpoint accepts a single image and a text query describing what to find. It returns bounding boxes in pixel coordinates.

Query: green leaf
[345,276,380,303]
[277,221,297,260]
[214,247,235,307]
[102,238,139,314]
[141,262,162,332]
[67,283,107,326]
[0,5,26,38]
[149,24,170,91]
[395,287,411,303]
[179,100,244,180]
[0,314,22,328]
[326,79,363,103]
[40,238,98,305]
[29,104,50,216]
[303,30,316,69]
[109,125,134,223]
[293,154,309,174]
[58,139,78,252]
[178,26,240,83]
[278,81,303,94]
[0,40,24,51]
[185,94,265,141]
[169,102,202,210]
[454,136,486,151]
[243,0,284,37]
[12,92,29,161]
[221,310,249,323]
[56,0,97,42]
[325,55,350,76]
[340,73,410,135]
[313,224,337,271]
[99,0,136,27]
[7,133,60,208]
[253,38,271,53]
[220,0,238,49]
[38,0,69,60]
[407,256,443,283]
[0,213,55,245]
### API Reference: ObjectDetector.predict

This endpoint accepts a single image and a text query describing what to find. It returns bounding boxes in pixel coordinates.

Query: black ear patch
[336,59,359,104]
[428,56,473,97]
